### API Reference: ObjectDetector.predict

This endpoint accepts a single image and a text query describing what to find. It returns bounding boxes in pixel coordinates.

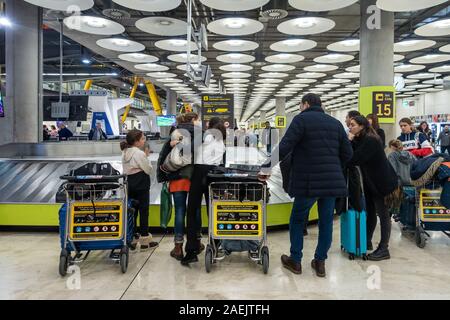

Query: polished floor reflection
[1,220,450,300]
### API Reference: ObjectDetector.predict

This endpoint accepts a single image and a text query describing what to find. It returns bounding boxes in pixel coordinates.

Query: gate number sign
[372,91,394,119]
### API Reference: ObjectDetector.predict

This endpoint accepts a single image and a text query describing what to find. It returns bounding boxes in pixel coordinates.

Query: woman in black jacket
[348,116,398,261]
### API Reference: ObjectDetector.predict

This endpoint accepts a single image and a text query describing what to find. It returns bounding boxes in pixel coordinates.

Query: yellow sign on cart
[419,189,450,222]
[359,86,396,124]
[213,202,262,237]
[69,202,123,240]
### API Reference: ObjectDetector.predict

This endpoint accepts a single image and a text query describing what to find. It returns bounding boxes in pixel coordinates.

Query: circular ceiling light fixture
[134,63,169,72]
[257,78,284,84]
[118,53,159,63]
[259,72,289,78]
[270,39,317,52]
[213,39,259,52]
[207,17,264,36]
[324,78,351,84]
[168,53,207,63]
[314,53,354,64]
[262,64,296,72]
[64,16,125,35]
[394,64,426,72]
[290,78,317,84]
[409,54,450,64]
[217,53,255,64]
[415,18,450,37]
[394,54,405,62]
[333,72,359,79]
[112,0,181,12]
[376,0,448,12]
[265,53,304,64]
[406,72,441,80]
[277,17,335,35]
[288,0,358,11]
[155,39,198,52]
[221,72,252,78]
[136,17,187,36]
[296,72,327,79]
[96,38,145,52]
[429,65,450,73]
[146,72,177,78]
[439,44,450,53]
[199,0,270,11]
[345,65,360,73]
[23,0,94,10]
[327,39,360,52]
[223,78,250,84]
[220,64,253,72]
[304,64,339,72]
[394,39,436,52]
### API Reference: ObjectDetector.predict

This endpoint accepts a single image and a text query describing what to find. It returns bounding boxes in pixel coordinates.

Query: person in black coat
[261,93,353,277]
[347,116,398,261]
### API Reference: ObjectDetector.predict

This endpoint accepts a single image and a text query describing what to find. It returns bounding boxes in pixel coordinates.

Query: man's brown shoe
[311,259,326,277]
[281,254,302,274]
[170,243,184,261]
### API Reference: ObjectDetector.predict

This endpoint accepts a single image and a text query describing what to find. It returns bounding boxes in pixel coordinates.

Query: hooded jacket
[388,150,416,186]
[398,131,433,158]
[122,147,153,176]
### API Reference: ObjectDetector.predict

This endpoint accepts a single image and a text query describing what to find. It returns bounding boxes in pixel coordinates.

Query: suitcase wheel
[362,254,368,261]
[348,253,355,261]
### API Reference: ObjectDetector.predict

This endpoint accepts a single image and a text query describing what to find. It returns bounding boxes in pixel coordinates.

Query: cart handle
[60,175,126,181]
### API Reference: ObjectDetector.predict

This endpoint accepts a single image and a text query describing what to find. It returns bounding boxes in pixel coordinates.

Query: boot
[181,251,198,266]
[281,254,302,274]
[311,259,326,278]
[367,246,390,261]
[170,243,184,261]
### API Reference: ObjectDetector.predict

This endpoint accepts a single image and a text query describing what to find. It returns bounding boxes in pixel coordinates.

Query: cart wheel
[120,246,129,274]
[415,227,426,249]
[362,254,368,261]
[349,253,355,261]
[59,249,69,277]
[205,245,213,273]
[261,246,269,275]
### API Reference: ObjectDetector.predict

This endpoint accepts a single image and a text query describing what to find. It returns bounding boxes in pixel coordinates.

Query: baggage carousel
[0,146,319,229]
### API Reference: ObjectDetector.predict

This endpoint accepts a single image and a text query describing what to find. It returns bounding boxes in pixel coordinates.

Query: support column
[360,0,395,142]
[275,97,286,141]
[259,111,266,128]
[0,1,43,145]
[166,89,177,115]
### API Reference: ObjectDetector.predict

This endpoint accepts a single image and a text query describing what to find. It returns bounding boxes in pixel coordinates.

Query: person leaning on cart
[121,129,158,250]
[181,117,227,266]
[259,93,353,277]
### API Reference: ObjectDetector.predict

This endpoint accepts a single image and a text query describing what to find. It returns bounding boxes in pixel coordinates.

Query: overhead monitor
[157,115,177,127]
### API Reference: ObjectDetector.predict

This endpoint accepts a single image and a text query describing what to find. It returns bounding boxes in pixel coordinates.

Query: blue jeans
[173,191,201,243]
[290,197,336,263]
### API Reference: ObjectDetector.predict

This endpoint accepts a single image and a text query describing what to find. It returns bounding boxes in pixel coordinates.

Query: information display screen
[157,115,176,127]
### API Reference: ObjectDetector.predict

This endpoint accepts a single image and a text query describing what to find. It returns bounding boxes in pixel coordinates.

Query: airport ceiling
[14,1,450,121]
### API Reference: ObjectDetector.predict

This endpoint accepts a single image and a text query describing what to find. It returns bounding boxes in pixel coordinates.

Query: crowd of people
[43,122,109,141]
[119,92,448,277]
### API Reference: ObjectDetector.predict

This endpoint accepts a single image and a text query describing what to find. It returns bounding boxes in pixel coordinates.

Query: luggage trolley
[414,181,450,248]
[58,174,132,276]
[205,166,270,274]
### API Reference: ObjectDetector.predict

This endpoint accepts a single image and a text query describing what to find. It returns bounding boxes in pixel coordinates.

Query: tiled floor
[1,221,450,300]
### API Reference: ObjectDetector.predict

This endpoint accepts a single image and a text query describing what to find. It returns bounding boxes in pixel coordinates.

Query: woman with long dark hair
[347,116,398,261]
[366,113,385,148]
[121,129,158,250]
[418,121,432,142]
[181,117,227,265]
